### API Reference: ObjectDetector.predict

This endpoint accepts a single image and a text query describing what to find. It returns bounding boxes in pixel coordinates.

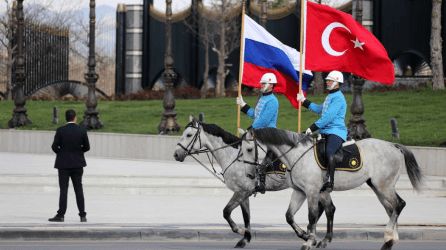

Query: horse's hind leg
[223,191,251,248]
[234,197,252,248]
[316,192,336,248]
[367,180,402,244]
[285,189,309,241]
[370,185,406,250]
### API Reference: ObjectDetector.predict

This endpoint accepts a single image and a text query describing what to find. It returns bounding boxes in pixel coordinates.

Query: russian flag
[242,15,313,109]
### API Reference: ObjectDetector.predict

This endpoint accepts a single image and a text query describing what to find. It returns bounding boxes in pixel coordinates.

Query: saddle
[313,135,363,171]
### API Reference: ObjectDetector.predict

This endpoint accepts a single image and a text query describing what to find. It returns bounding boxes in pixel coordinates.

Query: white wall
[1,129,445,176]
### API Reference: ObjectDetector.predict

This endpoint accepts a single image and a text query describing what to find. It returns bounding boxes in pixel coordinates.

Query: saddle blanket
[313,138,363,171]
[266,155,286,175]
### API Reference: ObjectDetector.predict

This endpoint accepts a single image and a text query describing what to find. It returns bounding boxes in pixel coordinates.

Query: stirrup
[320,181,333,193]
[253,183,266,194]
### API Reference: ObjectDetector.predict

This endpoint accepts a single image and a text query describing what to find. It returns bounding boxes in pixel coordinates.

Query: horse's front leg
[316,192,336,248]
[301,191,320,250]
[234,197,252,248]
[223,191,252,247]
[286,189,310,241]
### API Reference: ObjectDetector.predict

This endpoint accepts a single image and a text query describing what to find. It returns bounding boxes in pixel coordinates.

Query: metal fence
[0,15,116,98]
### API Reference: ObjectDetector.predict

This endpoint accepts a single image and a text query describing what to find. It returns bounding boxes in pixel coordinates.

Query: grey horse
[240,127,424,250]
[173,116,335,248]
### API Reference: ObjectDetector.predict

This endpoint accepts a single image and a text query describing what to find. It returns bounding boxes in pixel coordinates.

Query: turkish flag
[305,2,394,84]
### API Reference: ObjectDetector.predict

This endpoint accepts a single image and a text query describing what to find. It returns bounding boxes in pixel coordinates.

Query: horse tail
[394,143,424,191]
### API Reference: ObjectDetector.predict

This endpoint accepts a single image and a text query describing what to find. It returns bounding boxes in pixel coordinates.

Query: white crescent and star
[321,22,365,56]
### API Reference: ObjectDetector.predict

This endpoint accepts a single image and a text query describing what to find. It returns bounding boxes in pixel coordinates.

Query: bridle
[176,122,204,156]
[241,132,263,167]
[177,121,244,183]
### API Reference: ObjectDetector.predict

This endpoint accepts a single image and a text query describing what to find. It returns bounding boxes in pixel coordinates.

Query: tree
[0,0,75,99]
[184,1,218,99]
[207,0,241,98]
[431,0,444,90]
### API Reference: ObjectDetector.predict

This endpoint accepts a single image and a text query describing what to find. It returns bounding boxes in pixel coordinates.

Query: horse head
[239,127,261,169]
[174,115,205,162]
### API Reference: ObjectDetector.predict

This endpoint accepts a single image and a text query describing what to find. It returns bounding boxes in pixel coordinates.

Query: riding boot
[254,164,267,194]
[320,155,335,193]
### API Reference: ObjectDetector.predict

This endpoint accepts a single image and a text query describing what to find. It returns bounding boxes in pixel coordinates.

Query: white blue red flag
[241,14,313,109]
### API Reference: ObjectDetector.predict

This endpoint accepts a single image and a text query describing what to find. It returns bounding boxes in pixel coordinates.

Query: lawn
[0,86,445,147]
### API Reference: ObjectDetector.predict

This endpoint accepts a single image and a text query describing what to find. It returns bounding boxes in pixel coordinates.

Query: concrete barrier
[0,129,445,176]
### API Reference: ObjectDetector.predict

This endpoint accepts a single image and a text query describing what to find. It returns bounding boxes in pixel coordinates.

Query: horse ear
[249,129,254,137]
[238,128,245,136]
[189,115,196,123]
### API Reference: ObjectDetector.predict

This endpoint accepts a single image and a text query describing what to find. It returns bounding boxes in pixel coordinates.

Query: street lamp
[8,0,32,128]
[80,0,103,130]
[347,0,371,139]
[158,0,181,134]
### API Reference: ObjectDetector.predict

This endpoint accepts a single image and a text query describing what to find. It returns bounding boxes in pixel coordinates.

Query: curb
[0,228,444,241]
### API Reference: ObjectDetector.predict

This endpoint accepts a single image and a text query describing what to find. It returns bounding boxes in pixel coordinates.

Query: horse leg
[316,192,336,248]
[234,197,252,248]
[300,191,320,250]
[285,189,310,241]
[367,180,401,244]
[371,186,406,250]
[223,191,252,247]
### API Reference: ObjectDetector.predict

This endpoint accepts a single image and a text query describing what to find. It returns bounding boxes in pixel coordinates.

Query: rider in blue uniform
[297,71,348,193]
[237,73,279,193]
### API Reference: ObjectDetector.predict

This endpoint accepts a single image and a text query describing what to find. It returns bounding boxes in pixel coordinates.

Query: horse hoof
[380,240,394,250]
[300,245,312,250]
[234,239,248,248]
[316,241,327,248]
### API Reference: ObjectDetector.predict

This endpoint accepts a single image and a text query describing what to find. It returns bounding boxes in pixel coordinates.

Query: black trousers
[57,168,86,217]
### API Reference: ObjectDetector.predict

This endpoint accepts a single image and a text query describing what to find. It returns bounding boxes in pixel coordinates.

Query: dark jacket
[52,123,90,169]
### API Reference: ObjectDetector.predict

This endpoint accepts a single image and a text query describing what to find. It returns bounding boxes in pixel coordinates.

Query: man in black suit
[49,109,90,222]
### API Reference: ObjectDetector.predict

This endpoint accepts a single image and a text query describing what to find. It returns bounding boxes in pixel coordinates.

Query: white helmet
[325,71,343,90]
[260,73,277,84]
[325,71,343,83]
[259,73,277,93]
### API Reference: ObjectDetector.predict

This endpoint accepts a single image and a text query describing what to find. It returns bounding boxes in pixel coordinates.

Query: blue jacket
[241,92,279,129]
[305,90,348,141]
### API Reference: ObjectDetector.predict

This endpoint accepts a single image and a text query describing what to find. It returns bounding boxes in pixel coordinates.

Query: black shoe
[48,215,64,222]
[320,181,334,193]
[253,183,266,194]
[80,217,87,222]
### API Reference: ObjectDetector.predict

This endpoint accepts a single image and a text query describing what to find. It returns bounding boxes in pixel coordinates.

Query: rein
[244,132,314,188]
[177,122,244,184]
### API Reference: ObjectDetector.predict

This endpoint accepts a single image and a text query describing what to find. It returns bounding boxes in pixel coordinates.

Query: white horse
[239,127,424,250]
[174,116,335,248]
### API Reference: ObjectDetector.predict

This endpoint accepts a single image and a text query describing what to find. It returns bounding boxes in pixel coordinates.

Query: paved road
[0,152,445,242]
[0,241,445,250]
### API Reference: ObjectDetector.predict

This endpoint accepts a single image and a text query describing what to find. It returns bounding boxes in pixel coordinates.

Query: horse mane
[253,127,312,147]
[186,122,240,149]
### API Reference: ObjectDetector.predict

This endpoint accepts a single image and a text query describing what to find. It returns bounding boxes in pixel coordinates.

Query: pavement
[0,152,445,242]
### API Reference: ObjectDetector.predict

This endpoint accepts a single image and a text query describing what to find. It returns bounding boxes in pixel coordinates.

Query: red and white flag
[304,2,394,84]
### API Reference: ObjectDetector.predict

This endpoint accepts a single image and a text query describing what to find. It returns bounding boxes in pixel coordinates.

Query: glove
[236,96,246,107]
[297,93,306,102]
[305,128,312,135]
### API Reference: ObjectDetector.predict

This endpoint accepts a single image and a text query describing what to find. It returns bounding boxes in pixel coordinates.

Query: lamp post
[260,0,267,28]
[158,0,180,134]
[8,0,32,128]
[80,0,103,130]
[347,0,371,139]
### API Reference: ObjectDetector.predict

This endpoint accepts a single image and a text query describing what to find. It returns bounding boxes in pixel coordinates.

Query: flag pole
[298,0,305,133]
[237,0,246,137]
